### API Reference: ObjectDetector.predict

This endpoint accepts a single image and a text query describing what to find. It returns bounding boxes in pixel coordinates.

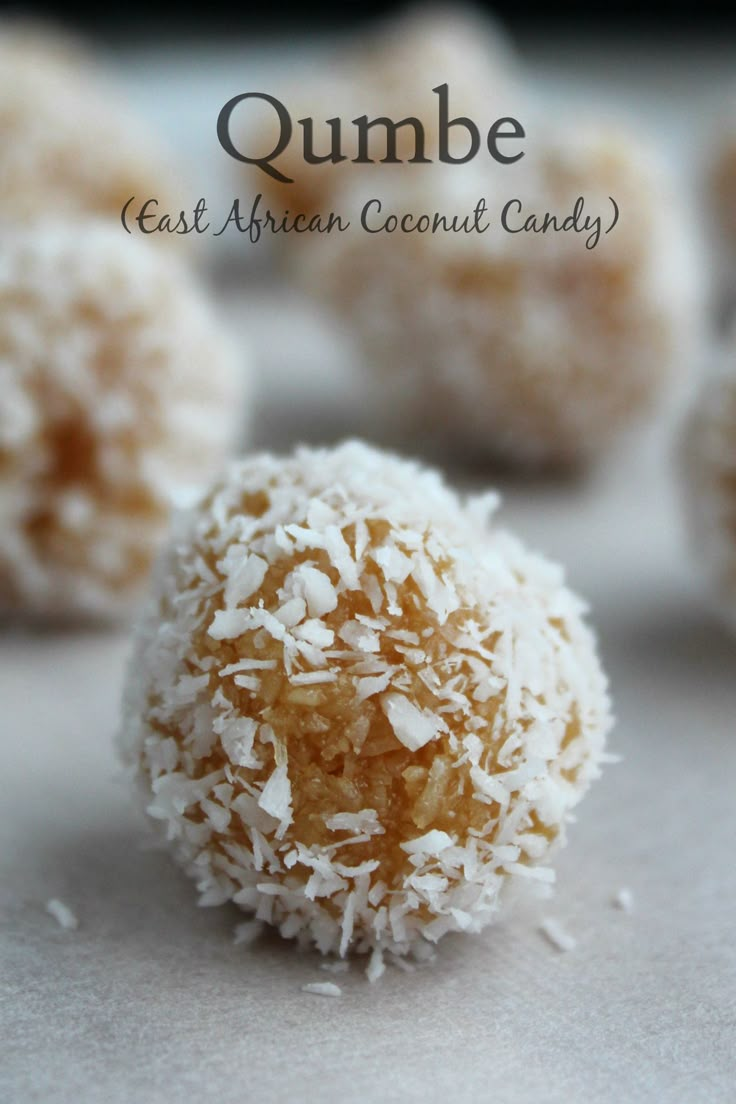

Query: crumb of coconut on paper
[302,982,342,998]
[233,919,264,946]
[45,898,78,931]
[539,917,577,952]
[613,888,634,914]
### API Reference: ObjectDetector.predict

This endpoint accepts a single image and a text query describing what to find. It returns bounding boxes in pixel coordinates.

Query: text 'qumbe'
[217,84,525,184]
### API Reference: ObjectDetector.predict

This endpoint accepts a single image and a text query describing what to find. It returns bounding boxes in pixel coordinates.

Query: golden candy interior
[147,514,571,899]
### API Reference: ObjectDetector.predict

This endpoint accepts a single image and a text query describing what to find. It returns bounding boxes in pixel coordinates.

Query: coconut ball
[0,23,182,232]
[709,104,736,254]
[0,221,244,620]
[247,4,518,221]
[706,111,736,315]
[119,441,612,968]
[681,357,736,629]
[710,139,736,250]
[312,127,700,467]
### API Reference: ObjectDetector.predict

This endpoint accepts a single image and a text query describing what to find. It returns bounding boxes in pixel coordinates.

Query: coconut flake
[208,608,251,641]
[45,898,78,931]
[373,544,413,583]
[258,763,292,830]
[339,620,380,652]
[290,670,338,686]
[539,918,576,952]
[325,809,384,836]
[299,566,339,618]
[275,597,307,628]
[233,674,260,692]
[293,620,335,648]
[401,830,454,856]
[219,716,259,769]
[613,887,634,914]
[355,671,393,702]
[366,946,386,982]
[381,692,443,751]
[302,981,342,997]
[233,919,264,946]
[224,553,268,608]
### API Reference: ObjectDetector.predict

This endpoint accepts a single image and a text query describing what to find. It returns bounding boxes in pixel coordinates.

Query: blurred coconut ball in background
[0,20,185,237]
[709,127,736,245]
[307,125,702,469]
[707,104,736,320]
[0,221,246,621]
[119,440,612,968]
[241,3,521,223]
[680,351,736,630]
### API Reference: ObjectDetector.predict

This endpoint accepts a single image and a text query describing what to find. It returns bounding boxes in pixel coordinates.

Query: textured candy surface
[120,442,612,962]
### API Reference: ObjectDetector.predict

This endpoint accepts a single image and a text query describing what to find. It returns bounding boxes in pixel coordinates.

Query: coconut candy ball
[710,112,736,252]
[311,127,700,467]
[119,441,612,967]
[0,222,244,620]
[681,357,736,630]
[247,4,519,221]
[707,114,736,315]
[0,23,182,232]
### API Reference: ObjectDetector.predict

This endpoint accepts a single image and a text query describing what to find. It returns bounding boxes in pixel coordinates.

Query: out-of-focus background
[11,0,732,454]
[41,12,735,453]
[2,4,735,1103]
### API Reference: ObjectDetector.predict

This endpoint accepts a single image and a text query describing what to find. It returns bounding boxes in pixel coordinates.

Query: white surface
[2,35,736,1104]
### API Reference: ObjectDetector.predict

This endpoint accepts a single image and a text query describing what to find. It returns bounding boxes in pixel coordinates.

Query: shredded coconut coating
[681,355,736,630]
[119,441,612,961]
[311,128,699,467]
[0,24,182,231]
[0,222,244,619]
